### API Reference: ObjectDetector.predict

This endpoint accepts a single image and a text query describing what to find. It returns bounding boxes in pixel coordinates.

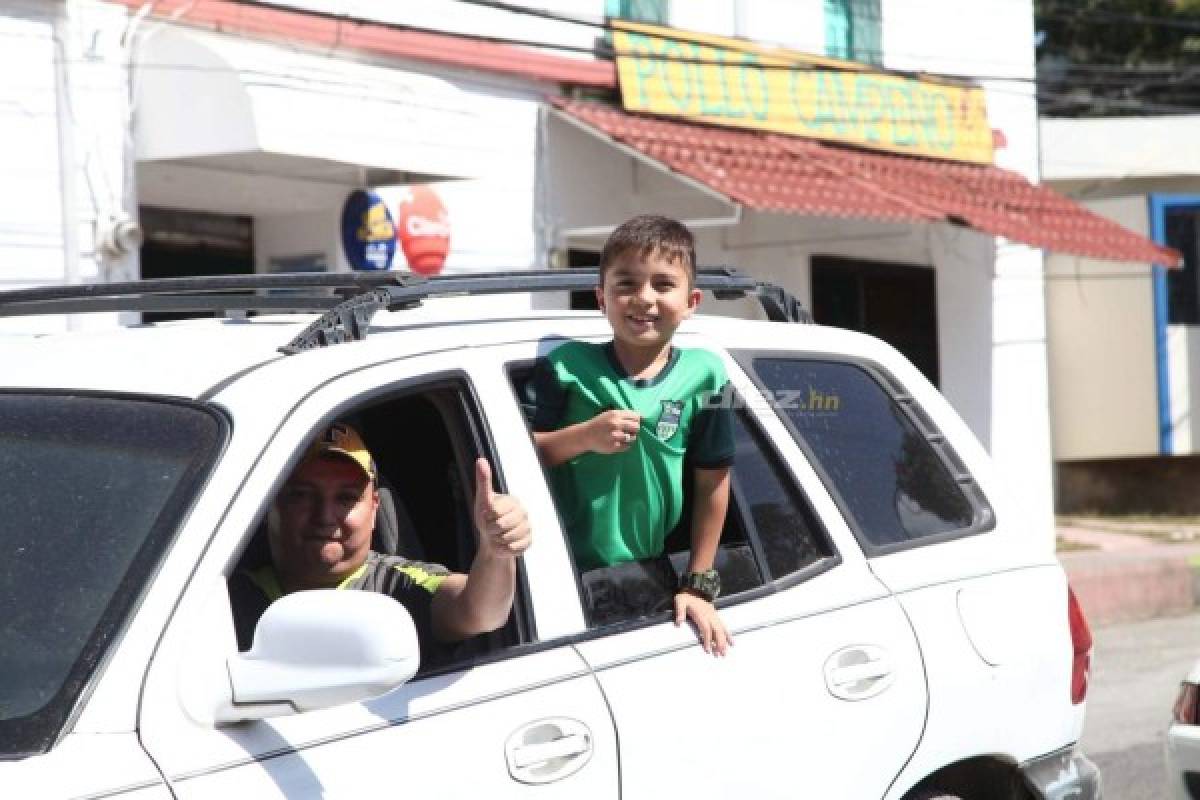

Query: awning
[134,28,493,188]
[552,99,1180,266]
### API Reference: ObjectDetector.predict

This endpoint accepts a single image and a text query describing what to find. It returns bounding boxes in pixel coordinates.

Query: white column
[991,240,1056,540]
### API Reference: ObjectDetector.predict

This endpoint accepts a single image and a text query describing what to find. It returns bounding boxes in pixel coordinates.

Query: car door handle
[505,717,595,785]
[830,661,892,686]
[824,645,896,701]
[511,733,590,768]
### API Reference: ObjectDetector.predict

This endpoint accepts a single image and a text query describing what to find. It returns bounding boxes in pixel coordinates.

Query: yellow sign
[612,21,993,165]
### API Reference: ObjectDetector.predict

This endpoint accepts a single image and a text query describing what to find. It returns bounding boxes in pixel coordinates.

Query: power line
[221,0,1042,84]
[1038,4,1200,32]
[227,0,1200,100]
[58,0,1200,86]
[437,0,605,29]
[1037,93,1200,115]
[1034,0,1200,114]
[1033,88,1200,115]
[4,0,1191,117]
[0,14,1180,118]
[19,44,1200,119]
[1035,74,1200,114]
[1044,62,1200,74]
[218,0,607,60]
[445,0,1043,79]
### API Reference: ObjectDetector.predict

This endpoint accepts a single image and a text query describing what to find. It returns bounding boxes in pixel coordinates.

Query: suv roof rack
[0,268,812,353]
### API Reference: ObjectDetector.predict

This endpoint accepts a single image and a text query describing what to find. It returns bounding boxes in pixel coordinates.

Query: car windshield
[0,393,223,758]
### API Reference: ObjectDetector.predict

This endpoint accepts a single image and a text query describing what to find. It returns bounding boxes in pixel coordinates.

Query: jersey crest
[656,400,684,440]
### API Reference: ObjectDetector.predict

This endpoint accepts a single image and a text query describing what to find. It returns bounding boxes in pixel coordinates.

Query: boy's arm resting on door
[687,465,732,574]
[673,465,734,656]
[673,379,737,656]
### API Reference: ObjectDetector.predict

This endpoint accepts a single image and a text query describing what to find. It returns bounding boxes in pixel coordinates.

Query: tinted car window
[747,358,981,549]
[729,408,831,580]
[0,394,223,757]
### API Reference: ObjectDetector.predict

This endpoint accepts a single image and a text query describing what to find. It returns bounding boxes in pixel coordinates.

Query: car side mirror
[217,590,419,724]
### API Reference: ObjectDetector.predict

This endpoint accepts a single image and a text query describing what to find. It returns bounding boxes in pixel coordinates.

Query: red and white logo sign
[395,185,451,275]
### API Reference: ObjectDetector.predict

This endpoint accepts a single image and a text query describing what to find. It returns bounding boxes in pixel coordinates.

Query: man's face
[268,454,378,589]
[597,252,701,353]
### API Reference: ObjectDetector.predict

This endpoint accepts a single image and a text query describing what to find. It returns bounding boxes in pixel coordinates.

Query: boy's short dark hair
[599,215,696,284]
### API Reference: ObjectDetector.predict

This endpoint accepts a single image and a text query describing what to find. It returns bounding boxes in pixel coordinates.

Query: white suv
[0,270,1098,799]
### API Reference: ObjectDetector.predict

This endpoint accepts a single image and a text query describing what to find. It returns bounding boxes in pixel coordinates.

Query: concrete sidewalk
[1058,521,1200,627]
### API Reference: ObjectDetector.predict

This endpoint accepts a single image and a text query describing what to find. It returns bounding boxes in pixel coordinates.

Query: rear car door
[500,330,928,798]
[137,349,617,798]
[737,335,1086,793]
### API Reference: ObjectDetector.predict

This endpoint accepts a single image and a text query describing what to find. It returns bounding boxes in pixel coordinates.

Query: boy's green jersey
[531,340,734,571]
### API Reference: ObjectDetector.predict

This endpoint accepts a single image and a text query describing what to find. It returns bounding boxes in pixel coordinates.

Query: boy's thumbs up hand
[473,457,532,559]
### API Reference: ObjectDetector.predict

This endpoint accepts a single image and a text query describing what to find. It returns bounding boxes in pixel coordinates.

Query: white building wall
[930,226,996,450]
[0,0,129,334]
[379,87,542,277]
[669,0,825,52]
[988,243,1055,529]
[885,0,1035,82]
[71,1,136,286]
[246,90,542,283]
[541,115,739,244]
[1042,115,1200,181]
[0,1,64,333]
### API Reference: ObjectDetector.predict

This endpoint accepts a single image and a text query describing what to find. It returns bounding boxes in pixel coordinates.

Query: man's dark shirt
[229,551,450,652]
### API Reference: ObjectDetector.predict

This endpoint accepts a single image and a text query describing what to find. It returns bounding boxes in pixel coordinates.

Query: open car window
[509,360,836,632]
[229,377,532,676]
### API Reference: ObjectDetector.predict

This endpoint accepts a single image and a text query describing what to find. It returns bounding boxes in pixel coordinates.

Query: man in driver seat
[230,424,532,656]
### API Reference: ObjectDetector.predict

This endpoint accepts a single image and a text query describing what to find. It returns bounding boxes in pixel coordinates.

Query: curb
[1060,550,1198,626]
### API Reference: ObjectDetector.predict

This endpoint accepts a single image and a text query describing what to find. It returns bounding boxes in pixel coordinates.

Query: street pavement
[1052,520,1200,797]
[1081,610,1200,800]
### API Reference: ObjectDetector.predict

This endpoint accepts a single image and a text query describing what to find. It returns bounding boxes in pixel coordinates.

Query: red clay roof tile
[554,98,1180,266]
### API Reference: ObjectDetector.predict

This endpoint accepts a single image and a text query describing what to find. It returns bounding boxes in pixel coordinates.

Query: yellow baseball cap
[304,423,376,481]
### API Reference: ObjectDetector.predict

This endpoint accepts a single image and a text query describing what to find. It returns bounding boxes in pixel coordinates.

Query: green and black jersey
[229,551,450,653]
[531,340,735,571]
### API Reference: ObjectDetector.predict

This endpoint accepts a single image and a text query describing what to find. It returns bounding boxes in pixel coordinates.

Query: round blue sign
[340,189,397,271]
